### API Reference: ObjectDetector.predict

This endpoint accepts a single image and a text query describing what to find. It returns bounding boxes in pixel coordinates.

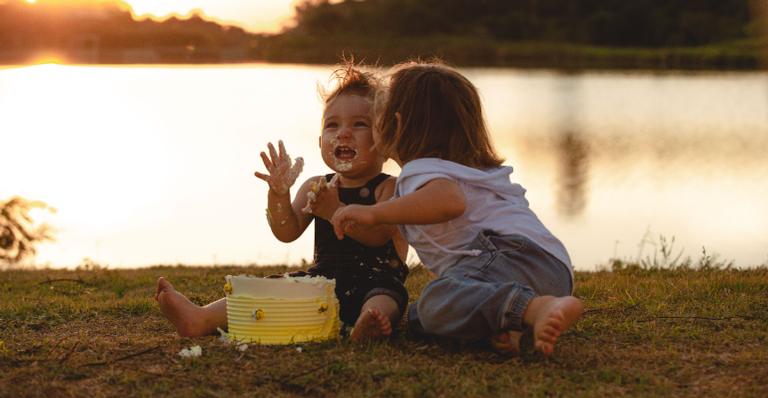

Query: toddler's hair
[375,60,503,169]
[320,60,380,105]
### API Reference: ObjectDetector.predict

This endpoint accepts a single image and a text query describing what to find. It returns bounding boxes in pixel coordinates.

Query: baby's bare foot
[351,308,392,343]
[489,330,523,356]
[524,296,583,356]
[156,277,207,337]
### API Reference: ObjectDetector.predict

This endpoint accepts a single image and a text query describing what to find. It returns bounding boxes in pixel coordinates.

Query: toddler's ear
[394,112,403,136]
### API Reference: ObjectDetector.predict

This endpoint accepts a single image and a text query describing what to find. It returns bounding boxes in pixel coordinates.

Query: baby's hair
[320,57,380,105]
[375,59,504,169]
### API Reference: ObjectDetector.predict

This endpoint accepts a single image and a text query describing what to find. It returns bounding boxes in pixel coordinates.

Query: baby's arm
[331,178,466,239]
[265,177,317,242]
[254,140,313,242]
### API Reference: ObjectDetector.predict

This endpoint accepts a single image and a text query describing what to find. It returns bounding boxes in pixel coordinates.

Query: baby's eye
[324,122,338,129]
[354,121,370,127]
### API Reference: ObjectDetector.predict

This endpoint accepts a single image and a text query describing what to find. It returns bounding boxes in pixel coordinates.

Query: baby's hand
[254,140,304,195]
[302,174,341,219]
[331,203,377,240]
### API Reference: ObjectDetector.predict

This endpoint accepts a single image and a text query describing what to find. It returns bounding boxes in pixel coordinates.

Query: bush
[0,196,55,266]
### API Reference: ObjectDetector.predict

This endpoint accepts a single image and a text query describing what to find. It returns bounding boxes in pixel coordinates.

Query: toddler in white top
[332,60,583,355]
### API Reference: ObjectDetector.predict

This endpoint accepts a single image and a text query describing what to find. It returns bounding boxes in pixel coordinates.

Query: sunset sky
[125,0,299,33]
[22,0,300,33]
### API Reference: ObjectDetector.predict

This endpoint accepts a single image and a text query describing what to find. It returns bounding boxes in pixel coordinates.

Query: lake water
[1,64,767,270]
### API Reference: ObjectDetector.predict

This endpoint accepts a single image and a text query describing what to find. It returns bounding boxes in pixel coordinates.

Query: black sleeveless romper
[306,173,409,327]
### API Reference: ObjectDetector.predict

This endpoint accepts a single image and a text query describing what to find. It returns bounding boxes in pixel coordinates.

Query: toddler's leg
[155,277,227,337]
[522,295,583,356]
[350,294,400,343]
[409,275,529,340]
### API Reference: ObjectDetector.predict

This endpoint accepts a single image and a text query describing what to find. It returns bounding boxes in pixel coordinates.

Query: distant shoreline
[1,39,765,71]
[251,37,767,71]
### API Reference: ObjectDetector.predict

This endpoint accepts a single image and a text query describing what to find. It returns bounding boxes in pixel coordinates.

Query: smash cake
[224,274,340,344]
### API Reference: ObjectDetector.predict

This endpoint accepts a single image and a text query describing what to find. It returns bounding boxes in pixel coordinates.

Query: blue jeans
[408,231,573,340]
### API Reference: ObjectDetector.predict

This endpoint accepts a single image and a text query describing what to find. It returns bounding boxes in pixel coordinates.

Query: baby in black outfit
[155,64,408,342]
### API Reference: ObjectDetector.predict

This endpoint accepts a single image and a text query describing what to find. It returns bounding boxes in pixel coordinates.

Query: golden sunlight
[30,53,66,65]
[25,0,37,4]
[2,64,184,266]
[123,0,297,33]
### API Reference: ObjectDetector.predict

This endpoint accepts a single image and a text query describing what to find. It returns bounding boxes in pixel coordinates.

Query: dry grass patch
[1,263,767,397]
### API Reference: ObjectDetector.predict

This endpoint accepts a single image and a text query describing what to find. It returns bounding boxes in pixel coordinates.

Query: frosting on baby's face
[320,94,384,184]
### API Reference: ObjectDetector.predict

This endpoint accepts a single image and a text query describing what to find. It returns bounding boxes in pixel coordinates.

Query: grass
[1,260,767,397]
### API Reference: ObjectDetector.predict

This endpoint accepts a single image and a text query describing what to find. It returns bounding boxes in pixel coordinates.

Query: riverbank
[253,36,766,71]
[1,262,766,396]
[1,37,765,71]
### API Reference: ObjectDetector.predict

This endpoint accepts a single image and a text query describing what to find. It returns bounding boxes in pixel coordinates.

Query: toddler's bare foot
[523,296,583,356]
[489,330,523,356]
[155,277,209,337]
[351,308,392,343]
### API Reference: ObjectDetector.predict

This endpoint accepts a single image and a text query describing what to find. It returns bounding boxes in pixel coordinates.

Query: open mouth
[334,146,357,160]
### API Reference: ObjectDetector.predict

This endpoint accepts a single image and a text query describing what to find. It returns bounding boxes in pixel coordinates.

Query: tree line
[0,0,258,63]
[0,0,763,68]
[291,0,760,47]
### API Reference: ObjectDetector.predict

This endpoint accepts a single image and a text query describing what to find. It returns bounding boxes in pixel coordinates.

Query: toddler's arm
[331,178,466,239]
[254,140,313,242]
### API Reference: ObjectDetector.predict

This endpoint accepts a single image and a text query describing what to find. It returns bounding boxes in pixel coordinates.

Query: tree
[0,197,55,266]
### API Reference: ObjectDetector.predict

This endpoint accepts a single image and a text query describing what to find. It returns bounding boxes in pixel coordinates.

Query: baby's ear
[318,136,322,149]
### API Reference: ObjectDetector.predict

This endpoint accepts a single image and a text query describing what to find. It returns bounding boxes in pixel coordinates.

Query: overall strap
[325,173,391,192]
[365,173,391,192]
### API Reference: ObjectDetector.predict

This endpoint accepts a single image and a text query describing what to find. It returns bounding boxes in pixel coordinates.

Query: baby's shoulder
[374,175,397,202]
[296,175,327,191]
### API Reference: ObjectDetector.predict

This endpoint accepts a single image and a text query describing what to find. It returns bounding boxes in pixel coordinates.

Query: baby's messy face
[320,94,383,180]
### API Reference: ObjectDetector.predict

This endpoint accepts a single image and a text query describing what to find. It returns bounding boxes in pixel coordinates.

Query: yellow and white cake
[224,274,340,345]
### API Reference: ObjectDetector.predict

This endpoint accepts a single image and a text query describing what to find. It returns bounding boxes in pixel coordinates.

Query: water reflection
[553,74,589,218]
[556,131,590,217]
[1,65,767,269]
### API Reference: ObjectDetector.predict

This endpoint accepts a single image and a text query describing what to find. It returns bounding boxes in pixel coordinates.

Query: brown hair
[321,59,380,105]
[375,60,504,168]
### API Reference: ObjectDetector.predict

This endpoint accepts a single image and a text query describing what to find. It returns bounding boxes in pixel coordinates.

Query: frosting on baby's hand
[254,140,304,195]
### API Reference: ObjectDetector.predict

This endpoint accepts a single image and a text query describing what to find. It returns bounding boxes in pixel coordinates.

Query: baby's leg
[350,294,400,343]
[522,295,583,356]
[155,277,227,337]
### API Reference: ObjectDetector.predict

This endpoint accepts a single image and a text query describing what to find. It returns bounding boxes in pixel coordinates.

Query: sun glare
[123,0,297,33]
[15,0,298,33]
[30,53,66,65]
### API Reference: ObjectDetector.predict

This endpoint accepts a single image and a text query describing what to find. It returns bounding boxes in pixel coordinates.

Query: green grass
[1,261,767,397]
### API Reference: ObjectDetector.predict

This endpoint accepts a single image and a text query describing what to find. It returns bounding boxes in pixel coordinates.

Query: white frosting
[226,274,335,299]
[225,274,340,344]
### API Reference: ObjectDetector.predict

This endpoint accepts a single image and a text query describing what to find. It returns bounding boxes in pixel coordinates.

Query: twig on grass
[58,342,80,364]
[638,315,757,323]
[583,303,641,315]
[135,367,168,377]
[248,358,330,394]
[49,336,68,354]
[37,277,91,286]
[291,361,331,379]
[78,345,161,367]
